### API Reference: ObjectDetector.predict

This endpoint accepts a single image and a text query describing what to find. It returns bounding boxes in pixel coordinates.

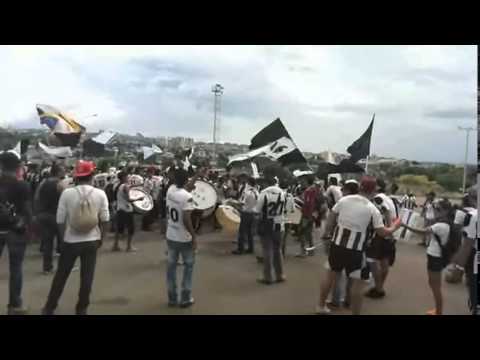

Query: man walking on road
[42,160,109,315]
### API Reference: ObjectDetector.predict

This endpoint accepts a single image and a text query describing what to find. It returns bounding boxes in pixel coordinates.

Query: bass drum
[216,205,241,235]
[93,173,109,190]
[128,187,154,214]
[191,180,218,219]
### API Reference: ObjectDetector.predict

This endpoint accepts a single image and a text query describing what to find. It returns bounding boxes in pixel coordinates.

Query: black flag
[347,114,374,163]
[229,118,307,167]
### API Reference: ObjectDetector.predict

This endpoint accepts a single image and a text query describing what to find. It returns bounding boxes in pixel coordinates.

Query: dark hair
[247,177,256,187]
[0,152,21,172]
[343,182,359,195]
[174,169,189,188]
[376,178,386,193]
[436,198,454,224]
[265,176,276,186]
[427,191,436,198]
[329,177,338,186]
[118,171,128,181]
[77,174,93,183]
[307,176,314,186]
[50,164,65,177]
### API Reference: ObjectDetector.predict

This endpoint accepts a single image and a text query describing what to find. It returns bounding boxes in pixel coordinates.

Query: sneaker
[42,269,55,275]
[326,300,341,309]
[41,307,54,315]
[315,305,331,315]
[257,278,273,285]
[231,250,244,255]
[275,276,287,283]
[365,288,385,299]
[426,309,438,315]
[180,298,195,308]
[72,266,80,272]
[7,306,29,315]
[54,252,61,258]
[307,249,315,256]
[295,252,307,258]
[126,247,138,253]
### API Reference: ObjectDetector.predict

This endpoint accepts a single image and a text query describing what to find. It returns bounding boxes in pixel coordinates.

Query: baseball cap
[360,176,377,194]
[74,160,96,178]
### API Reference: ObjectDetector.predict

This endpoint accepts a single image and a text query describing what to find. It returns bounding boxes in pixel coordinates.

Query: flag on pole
[346,114,374,163]
[37,104,85,147]
[38,142,72,159]
[228,118,307,167]
[142,144,163,160]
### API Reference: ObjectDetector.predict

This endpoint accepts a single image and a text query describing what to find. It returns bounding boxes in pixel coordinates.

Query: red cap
[360,176,377,194]
[74,160,96,178]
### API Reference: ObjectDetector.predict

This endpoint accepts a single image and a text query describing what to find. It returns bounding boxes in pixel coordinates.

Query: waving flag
[38,142,72,159]
[37,104,85,147]
[228,118,308,167]
[142,144,163,160]
[347,114,374,163]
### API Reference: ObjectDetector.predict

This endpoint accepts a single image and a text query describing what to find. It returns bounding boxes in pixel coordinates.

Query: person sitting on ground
[400,198,454,315]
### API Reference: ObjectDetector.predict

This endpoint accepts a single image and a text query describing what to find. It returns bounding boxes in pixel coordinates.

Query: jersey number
[167,206,179,223]
[267,200,285,217]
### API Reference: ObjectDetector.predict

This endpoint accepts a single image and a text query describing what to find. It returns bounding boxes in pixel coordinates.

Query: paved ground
[0,220,471,315]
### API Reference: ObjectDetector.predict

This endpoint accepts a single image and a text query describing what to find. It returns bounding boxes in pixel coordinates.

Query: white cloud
[0,45,476,163]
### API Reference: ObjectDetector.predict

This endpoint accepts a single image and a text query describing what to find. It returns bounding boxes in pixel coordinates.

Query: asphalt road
[0,221,471,315]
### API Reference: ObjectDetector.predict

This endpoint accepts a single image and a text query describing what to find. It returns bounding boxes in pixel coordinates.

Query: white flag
[38,142,72,158]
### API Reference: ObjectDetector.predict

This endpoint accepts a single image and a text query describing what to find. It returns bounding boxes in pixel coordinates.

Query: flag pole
[365,156,369,174]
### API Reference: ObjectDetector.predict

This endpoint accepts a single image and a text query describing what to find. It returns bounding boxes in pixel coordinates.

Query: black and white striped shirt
[331,195,384,252]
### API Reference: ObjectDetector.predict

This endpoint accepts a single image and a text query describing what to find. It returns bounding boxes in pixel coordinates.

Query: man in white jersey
[255,176,287,285]
[232,177,259,255]
[165,169,197,308]
[365,178,399,299]
[316,176,401,315]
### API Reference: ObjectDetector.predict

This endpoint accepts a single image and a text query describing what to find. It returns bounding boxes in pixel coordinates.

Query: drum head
[216,205,240,234]
[129,174,144,187]
[191,181,217,211]
[129,187,153,214]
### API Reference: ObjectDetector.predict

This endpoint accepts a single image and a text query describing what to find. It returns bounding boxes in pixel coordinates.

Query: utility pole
[211,84,224,164]
[458,126,475,194]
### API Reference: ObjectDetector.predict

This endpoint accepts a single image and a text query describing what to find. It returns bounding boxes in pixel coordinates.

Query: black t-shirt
[36,178,61,215]
[0,175,32,222]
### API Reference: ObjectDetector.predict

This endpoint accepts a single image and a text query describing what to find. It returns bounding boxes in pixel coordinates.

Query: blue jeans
[166,240,195,304]
[0,232,27,308]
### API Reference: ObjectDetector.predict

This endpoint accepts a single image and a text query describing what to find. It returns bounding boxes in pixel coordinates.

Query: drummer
[112,171,139,252]
[141,167,156,232]
[232,177,259,255]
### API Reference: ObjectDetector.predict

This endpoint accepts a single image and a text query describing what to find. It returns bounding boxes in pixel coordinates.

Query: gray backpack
[69,187,99,234]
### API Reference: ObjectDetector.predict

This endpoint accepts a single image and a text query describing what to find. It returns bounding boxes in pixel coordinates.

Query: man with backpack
[0,152,32,315]
[34,163,66,274]
[42,160,109,315]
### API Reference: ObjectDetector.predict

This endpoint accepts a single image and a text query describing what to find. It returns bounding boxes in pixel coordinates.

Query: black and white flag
[228,118,307,167]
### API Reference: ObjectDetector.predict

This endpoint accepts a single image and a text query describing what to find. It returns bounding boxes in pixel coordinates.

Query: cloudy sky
[0,45,476,163]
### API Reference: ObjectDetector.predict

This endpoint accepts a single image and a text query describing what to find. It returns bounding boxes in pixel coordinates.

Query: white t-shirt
[462,207,477,240]
[374,193,398,220]
[166,185,195,243]
[332,194,384,251]
[56,185,110,244]
[255,185,286,225]
[241,185,259,213]
[326,185,343,204]
[116,183,133,212]
[425,201,435,220]
[427,222,450,258]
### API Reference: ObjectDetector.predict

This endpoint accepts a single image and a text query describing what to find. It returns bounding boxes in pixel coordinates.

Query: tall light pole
[458,126,475,194]
[211,84,224,163]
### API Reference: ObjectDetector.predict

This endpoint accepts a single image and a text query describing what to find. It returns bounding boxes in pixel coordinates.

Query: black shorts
[327,243,370,280]
[117,210,135,236]
[427,255,445,272]
[366,236,396,266]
